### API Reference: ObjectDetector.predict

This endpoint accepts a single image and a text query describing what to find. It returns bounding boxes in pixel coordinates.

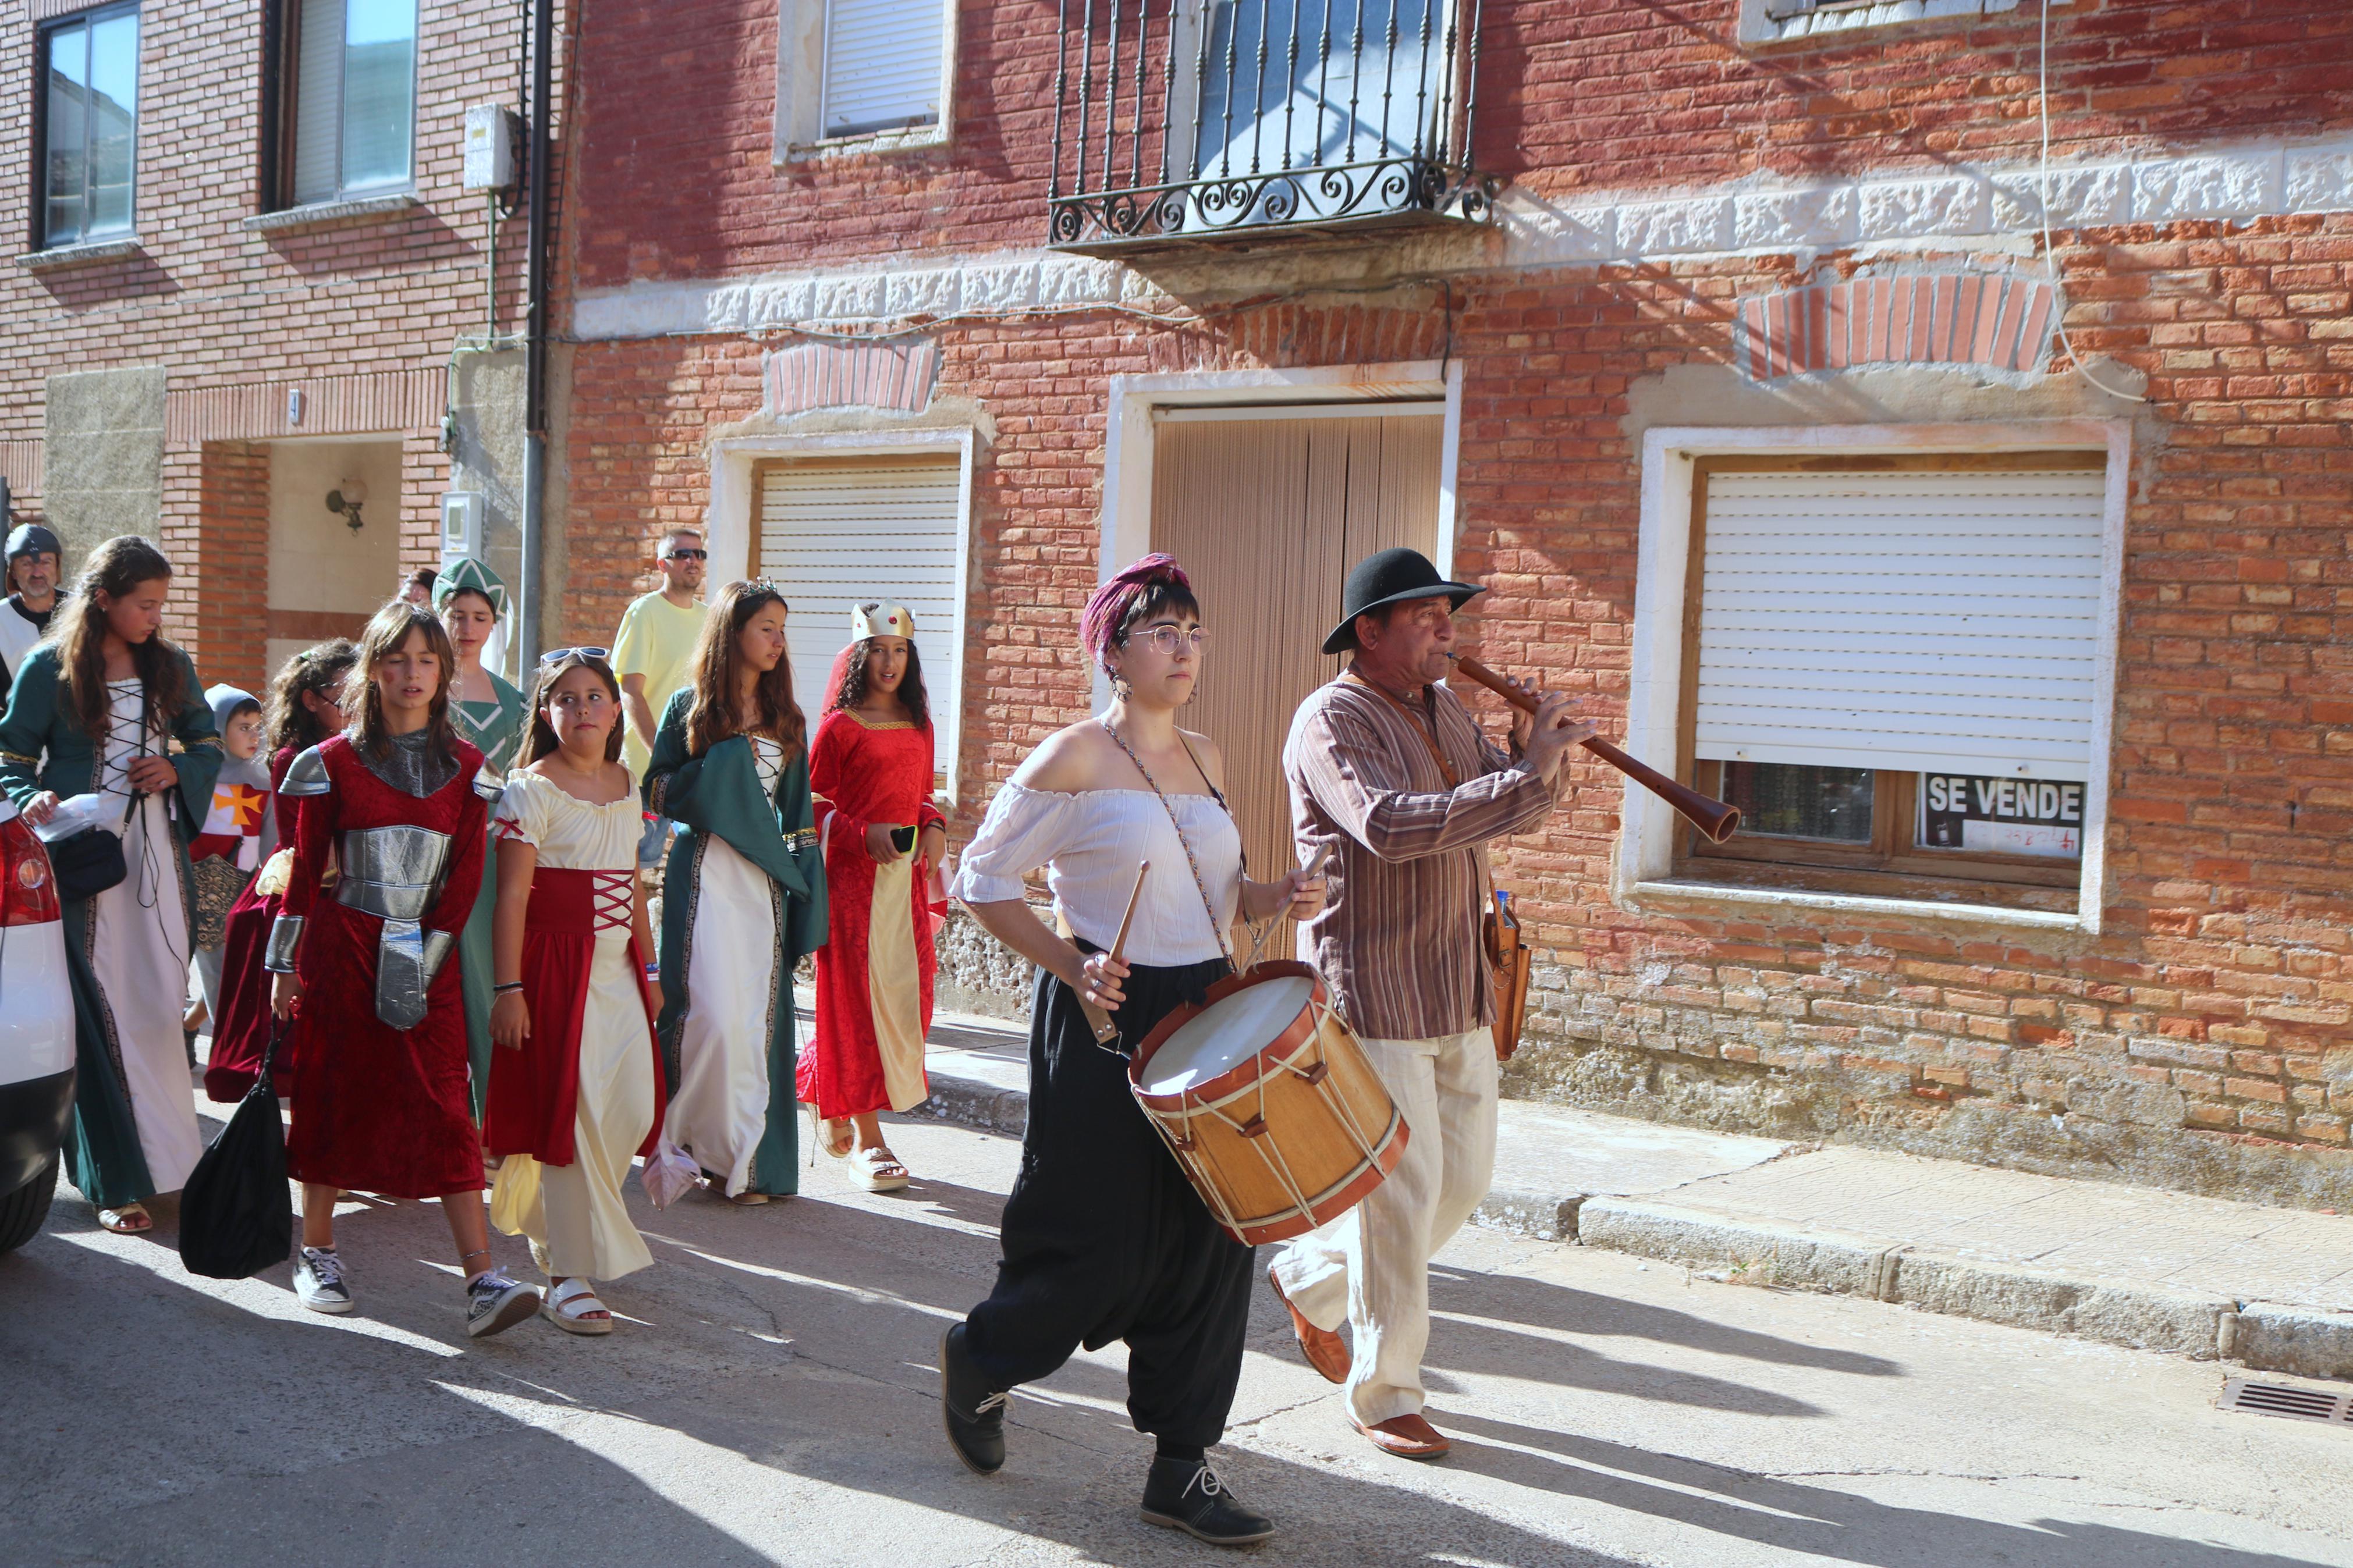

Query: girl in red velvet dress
[204,639,354,1102]
[800,603,947,1192]
[266,603,540,1338]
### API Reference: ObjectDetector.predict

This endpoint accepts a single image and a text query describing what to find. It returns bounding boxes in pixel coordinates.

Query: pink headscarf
[1081,553,1192,674]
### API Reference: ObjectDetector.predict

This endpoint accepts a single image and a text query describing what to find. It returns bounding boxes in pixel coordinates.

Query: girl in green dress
[434,559,528,1118]
[0,536,221,1233]
[645,581,826,1201]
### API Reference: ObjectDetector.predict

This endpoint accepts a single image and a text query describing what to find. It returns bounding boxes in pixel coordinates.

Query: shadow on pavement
[1430,1262,1904,1378]
[1435,1407,2338,1568]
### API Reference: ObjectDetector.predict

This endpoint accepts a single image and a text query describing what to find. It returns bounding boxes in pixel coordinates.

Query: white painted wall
[265,438,402,680]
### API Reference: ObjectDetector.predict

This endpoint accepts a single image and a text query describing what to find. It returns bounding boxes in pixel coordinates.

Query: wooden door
[1149,408,1442,958]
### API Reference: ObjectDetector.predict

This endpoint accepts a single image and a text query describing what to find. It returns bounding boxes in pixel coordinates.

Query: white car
[0,798,73,1254]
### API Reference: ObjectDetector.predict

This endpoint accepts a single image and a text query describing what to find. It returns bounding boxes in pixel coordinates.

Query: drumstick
[1238,842,1335,975]
[1084,862,1151,1044]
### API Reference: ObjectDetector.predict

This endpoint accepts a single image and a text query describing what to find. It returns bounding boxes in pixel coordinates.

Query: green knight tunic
[0,646,222,1208]
[644,690,826,1196]
[452,671,528,1119]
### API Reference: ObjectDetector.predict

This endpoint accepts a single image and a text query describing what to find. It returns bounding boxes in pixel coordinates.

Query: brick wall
[558,0,2350,1206]
[1,0,562,667]
[562,212,2352,1204]
[184,442,271,694]
[572,0,2353,289]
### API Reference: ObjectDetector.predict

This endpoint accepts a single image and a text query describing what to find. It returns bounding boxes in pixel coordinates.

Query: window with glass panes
[38,3,140,248]
[276,0,417,208]
[1674,454,2107,899]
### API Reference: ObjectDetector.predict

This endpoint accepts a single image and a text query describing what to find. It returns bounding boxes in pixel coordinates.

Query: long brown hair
[55,535,187,742]
[830,631,929,731]
[682,580,803,757]
[341,602,459,761]
[523,652,626,766]
[263,638,358,755]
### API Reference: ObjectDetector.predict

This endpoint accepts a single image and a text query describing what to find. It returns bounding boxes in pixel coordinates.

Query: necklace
[1096,718,1238,971]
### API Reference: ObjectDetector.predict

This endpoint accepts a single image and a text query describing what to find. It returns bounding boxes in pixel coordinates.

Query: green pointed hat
[432,556,509,618]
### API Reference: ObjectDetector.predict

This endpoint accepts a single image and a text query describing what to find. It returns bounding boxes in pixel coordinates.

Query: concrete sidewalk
[888,1002,2353,1384]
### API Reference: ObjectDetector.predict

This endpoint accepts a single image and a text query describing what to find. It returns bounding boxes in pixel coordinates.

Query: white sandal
[852,1146,910,1193]
[544,1277,613,1336]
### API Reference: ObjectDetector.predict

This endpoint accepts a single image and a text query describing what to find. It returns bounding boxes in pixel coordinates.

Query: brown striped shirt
[1284,673,1563,1041]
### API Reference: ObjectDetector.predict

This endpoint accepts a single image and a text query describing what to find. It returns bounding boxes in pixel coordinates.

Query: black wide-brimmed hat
[1322,546,1481,655]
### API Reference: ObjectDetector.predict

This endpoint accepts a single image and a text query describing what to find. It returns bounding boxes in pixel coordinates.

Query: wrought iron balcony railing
[1046,0,1495,253]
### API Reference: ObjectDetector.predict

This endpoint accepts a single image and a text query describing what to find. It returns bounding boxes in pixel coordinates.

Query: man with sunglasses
[613,527,710,866]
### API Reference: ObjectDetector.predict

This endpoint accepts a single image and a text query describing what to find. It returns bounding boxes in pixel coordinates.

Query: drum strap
[1097,719,1240,975]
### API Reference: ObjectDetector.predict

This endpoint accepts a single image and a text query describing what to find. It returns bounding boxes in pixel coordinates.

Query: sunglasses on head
[666,549,708,561]
[539,645,610,664]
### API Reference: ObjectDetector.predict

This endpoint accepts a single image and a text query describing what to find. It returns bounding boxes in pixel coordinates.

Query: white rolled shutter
[822,0,945,138]
[757,458,964,773]
[1694,466,2107,780]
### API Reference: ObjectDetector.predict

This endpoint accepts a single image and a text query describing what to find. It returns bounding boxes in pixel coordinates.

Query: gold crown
[850,602,915,641]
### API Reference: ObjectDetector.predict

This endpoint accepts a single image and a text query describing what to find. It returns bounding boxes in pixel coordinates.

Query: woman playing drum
[940,554,1323,1549]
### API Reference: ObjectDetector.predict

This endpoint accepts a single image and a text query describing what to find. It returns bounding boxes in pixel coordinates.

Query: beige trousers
[1269,1026,1497,1427]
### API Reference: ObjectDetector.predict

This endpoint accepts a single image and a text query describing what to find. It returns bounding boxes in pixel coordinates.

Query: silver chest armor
[339,824,458,1030]
[261,743,470,1031]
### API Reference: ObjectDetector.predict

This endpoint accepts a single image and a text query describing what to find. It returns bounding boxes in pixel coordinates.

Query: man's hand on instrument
[1076,948,1130,1012]
[1500,671,1546,755]
[1522,692,1598,784]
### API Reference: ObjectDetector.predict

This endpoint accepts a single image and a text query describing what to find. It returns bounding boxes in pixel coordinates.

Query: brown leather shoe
[1268,1267,1349,1384]
[1354,1413,1451,1460]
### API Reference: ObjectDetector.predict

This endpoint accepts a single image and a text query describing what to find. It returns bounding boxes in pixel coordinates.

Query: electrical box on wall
[462,105,518,193]
[442,492,484,561]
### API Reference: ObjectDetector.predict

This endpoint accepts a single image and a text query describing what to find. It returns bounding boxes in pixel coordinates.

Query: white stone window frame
[772,0,959,162]
[1738,0,2053,49]
[1621,419,2130,934]
[704,426,978,801]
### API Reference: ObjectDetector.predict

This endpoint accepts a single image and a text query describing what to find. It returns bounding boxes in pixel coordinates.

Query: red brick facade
[1,0,549,654]
[559,0,2352,1207]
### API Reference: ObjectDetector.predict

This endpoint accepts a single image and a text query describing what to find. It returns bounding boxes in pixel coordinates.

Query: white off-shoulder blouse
[950,781,1241,968]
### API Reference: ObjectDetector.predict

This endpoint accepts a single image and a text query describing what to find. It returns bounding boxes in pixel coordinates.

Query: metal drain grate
[2219,1378,2353,1426]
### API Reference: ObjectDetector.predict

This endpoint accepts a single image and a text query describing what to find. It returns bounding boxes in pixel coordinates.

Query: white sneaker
[293,1247,354,1314]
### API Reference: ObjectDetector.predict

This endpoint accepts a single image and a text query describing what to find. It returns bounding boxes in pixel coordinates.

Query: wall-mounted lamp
[326,479,368,533]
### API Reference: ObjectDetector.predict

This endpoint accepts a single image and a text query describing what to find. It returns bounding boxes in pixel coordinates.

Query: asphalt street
[3,1108,2350,1567]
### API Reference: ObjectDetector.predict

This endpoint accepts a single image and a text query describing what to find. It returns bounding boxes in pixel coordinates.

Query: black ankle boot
[938,1324,1007,1475]
[1140,1455,1275,1546]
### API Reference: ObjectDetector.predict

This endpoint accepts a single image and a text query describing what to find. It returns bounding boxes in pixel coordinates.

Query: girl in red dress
[204,639,354,1102]
[800,603,947,1192]
[267,603,540,1338]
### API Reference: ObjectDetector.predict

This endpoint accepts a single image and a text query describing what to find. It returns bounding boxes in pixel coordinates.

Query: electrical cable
[2039,0,2148,402]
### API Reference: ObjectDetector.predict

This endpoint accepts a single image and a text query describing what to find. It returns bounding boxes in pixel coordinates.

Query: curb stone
[909,1068,2353,1380]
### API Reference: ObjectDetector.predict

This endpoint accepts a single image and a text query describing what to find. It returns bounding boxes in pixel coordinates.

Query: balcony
[1046,0,1495,254]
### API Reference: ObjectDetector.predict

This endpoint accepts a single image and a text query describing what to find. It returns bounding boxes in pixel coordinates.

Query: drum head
[1137,973,1317,1094]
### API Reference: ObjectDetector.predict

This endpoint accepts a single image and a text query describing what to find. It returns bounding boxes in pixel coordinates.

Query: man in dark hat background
[0,523,64,691]
[1269,546,1592,1461]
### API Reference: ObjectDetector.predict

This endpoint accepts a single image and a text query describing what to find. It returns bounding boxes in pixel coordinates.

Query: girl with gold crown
[801,602,947,1191]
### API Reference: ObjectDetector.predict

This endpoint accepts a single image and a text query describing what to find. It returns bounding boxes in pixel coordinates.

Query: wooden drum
[1128,961,1408,1247]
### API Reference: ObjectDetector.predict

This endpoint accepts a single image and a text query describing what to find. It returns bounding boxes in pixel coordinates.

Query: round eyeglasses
[1134,625,1209,656]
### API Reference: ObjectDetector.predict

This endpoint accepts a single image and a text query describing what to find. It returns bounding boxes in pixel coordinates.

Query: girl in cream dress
[485,653,665,1333]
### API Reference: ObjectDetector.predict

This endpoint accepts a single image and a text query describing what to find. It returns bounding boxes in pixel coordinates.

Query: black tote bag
[178,1022,293,1280]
